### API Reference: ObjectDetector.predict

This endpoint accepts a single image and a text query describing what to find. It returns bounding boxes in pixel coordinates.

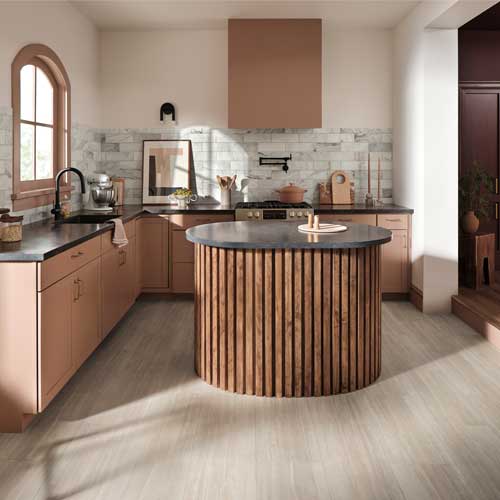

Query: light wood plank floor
[2,296,500,500]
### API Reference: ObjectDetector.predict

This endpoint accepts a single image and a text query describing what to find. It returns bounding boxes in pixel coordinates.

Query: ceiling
[460,1,500,29]
[70,0,421,30]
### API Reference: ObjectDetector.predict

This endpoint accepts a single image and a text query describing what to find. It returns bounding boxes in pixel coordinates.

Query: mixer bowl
[92,187,115,207]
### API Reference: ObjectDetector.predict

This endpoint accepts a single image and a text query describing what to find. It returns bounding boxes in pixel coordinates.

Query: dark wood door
[460,86,500,267]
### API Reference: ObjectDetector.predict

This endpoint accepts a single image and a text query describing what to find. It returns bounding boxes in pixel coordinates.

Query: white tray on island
[298,223,348,234]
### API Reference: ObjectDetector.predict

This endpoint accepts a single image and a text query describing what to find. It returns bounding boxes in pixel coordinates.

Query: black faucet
[51,167,86,220]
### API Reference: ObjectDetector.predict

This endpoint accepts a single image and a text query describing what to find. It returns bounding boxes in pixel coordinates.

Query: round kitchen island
[186,221,391,397]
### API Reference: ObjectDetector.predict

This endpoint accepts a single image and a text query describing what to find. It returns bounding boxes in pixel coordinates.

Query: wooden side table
[459,232,495,289]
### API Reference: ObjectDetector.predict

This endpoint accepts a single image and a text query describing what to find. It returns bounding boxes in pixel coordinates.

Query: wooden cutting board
[331,170,351,205]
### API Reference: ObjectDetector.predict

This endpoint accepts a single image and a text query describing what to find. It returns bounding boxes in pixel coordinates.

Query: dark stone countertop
[186,221,392,250]
[313,203,413,214]
[143,204,236,215]
[148,202,413,215]
[0,206,145,262]
[0,201,410,262]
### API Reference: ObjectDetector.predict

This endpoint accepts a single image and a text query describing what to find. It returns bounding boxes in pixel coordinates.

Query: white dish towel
[110,218,129,248]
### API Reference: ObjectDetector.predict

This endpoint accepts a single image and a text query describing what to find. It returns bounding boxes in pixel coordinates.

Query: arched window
[11,44,71,210]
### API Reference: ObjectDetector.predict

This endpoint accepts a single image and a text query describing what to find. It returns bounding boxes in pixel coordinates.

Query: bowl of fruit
[168,188,198,209]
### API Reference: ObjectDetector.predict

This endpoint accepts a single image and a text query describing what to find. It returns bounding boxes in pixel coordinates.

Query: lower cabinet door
[381,230,408,293]
[101,240,136,338]
[172,262,195,293]
[139,217,169,288]
[123,237,136,309]
[38,275,73,411]
[101,247,126,337]
[72,258,101,369]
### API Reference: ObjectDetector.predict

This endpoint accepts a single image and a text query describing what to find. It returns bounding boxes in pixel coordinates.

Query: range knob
[254,211,260,218]
[247,211,253,218]
[290,211,295,217]
[297,211,303,217]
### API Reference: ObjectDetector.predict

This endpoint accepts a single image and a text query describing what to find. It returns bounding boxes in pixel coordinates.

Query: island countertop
[186,221,392,250]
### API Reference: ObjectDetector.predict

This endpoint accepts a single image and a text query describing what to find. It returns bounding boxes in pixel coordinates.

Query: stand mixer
[84,173,115,211]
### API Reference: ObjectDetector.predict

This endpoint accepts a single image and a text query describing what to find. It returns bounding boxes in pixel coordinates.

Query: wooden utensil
[217,175,236,191]
[112,178,125,206]
[319,182,332,205]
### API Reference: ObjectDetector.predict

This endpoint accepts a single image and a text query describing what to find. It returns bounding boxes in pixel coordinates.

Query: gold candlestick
[377,157,381,201]
[365,153,374,206]
[367,153,371,194]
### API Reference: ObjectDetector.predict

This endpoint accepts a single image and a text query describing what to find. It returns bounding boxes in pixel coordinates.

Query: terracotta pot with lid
[274,183,307,204]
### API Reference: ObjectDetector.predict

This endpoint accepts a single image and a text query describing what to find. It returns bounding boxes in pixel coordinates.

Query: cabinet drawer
[101,219,136,253]
[169,214,233,230]
[172,230,194,263]
[377,214,408,230]
[320,214,377,225]
[172,262,194,293]
[39,237,101,290]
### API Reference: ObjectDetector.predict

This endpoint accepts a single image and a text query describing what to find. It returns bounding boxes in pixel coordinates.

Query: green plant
[173,188,193,198]
[459,162,494,219]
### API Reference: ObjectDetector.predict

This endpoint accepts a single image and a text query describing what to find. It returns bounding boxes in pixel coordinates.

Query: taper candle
[367,153,371,194]
[377,158,381,200]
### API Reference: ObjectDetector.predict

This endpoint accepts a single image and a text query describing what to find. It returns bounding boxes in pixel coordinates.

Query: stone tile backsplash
[0,106,393,223]
[100,126,393,205]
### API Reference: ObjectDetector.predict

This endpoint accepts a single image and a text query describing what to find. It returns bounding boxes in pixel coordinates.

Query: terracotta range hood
[228,19,322,129]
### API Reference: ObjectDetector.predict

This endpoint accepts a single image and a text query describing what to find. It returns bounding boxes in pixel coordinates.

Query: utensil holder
[221,190,231,207]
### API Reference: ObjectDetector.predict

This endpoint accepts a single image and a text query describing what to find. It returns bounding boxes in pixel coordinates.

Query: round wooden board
[298,223,348,234]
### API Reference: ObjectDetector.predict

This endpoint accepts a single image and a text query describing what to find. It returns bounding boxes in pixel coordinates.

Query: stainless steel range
[235,201,314,221]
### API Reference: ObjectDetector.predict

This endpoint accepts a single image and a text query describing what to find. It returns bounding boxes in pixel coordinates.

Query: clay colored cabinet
[228,19,322,128]
[380,230,408,293]
[169,214,234,293]
[102,234,136,337]
[138,216,169,289]
[1,217,140,432]
[321,213,410,294]
[71,259,101,370]
[377,214,410,294]
[320,214,377,225]
[38,256,101,411]
[38,275,73,411]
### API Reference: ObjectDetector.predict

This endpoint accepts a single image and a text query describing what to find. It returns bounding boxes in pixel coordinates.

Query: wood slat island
[186,221,392,397]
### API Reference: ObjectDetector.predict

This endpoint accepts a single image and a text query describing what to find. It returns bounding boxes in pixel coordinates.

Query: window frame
[11,44,71,211]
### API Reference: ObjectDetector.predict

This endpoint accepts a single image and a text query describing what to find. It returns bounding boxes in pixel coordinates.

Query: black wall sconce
[160,102,176,123]
[259,154,292,173]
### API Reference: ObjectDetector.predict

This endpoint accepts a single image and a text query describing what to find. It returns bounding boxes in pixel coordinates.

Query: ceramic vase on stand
[461,211,480,234]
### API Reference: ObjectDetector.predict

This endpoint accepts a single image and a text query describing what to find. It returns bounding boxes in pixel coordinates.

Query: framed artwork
[142,139,192,204]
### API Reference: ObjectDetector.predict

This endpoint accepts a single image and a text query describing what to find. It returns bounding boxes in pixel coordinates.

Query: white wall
[99,26,393,129]
[323,29,392,129]
[0,2,100,125]
[423,29,458,313]
[393,1,458,312]
[100,29,227,129]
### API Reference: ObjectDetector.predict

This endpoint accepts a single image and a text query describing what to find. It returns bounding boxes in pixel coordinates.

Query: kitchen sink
[57,214,117,224]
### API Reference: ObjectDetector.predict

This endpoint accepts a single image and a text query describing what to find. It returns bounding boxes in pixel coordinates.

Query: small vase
[177,198,187,209]
[462,211,479,234]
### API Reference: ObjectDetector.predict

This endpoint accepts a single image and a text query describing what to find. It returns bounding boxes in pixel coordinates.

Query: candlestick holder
[365,192,374,207]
